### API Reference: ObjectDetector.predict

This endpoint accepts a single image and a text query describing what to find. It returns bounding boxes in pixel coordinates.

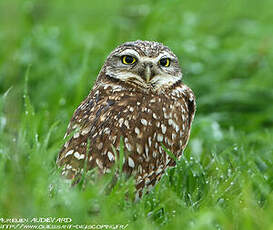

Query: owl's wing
[183,84,196,132]
[169,83,196,155]
[56,84,114,179]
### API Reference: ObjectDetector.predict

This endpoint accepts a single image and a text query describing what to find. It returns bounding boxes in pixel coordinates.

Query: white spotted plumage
[57,40,196,199]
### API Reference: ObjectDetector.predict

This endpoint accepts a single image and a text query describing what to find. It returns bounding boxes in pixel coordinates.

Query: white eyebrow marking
[159,51,175,58]
[119,49,140,58]
[140,52,175,64]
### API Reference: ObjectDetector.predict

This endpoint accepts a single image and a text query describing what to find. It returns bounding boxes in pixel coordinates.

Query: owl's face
[103,40,182,90]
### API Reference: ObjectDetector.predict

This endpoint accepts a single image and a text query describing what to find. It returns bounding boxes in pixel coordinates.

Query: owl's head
[101,40,182,90]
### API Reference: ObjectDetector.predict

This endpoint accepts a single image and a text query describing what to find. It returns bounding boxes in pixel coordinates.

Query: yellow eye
[122,55,136,65]
[159,58,170,67]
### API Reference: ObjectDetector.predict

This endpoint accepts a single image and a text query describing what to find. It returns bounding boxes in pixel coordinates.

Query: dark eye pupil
[160,58,168,66]
[125,56,134,63]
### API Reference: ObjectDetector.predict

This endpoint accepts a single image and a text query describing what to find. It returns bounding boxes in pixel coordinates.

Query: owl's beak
[144,65,151,83]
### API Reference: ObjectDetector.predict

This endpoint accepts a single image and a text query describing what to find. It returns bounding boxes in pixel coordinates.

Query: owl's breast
[88,87,189,173]
[58,82,195,184]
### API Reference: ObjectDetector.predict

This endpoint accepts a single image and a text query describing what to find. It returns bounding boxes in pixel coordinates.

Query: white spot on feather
[167,138,172,146]
[152,113,158,119]
[172,132,177,140]
[128,157,135,168]
[137,165,143,174]
[174,123,179,132]
[118,118,124,127]
[150,98,156,103]
[74,152,85,160]
[126,142,133,152]
[168,119,173,126]
[161,124,166,134]
[135,127,140,135]
[65,150,74,158]
[96,159,103,169]
[66,164,72,169]
[145,177,150,185]
[124,120,129,129]
[81,126,91,135]
[156,166,163,175]
[148,136,152,147]
[166,155,171,165]
[107,151,115,161]
[141,119,148,126]
[136,144,142,154]
[159,146,163,154]
[180,130,184,137]
[104,127,111,134]
[179,140,183,147]
[112,135,117,144]
[64,141,69,148]
[73,132,80,138]
[157,133,163,142]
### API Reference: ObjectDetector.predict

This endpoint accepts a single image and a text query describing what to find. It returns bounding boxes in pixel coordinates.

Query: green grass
[1,0,273,229]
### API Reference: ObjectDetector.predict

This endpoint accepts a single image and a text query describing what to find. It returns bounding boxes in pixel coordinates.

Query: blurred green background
[0,0,273,229]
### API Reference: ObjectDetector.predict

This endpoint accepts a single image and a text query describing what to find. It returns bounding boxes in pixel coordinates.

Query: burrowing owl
[57,40,196,198]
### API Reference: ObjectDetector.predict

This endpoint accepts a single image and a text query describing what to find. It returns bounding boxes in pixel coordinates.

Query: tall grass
[0,0,273,229]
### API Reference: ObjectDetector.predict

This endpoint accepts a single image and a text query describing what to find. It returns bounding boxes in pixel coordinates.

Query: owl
[57,40,196,199]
